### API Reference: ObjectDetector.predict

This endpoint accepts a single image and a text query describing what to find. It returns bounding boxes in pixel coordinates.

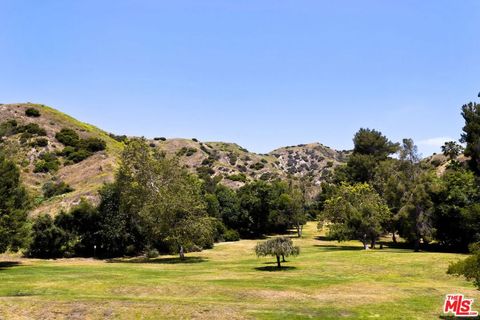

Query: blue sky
[1,1,479,155]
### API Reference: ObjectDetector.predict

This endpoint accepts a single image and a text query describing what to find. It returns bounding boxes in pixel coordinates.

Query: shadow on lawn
[255,266,297,272]
[107,256,207,264]
[0,261,21,270]
[314,244,364,251]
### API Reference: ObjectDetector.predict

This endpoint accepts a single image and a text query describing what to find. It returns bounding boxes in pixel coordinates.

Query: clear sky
[1,1,479,156]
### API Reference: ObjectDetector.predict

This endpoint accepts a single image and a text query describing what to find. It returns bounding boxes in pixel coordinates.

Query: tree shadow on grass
[314,244,364,251]
[0,261,21,271]
[107,256,207,264]
[254,266,297,272]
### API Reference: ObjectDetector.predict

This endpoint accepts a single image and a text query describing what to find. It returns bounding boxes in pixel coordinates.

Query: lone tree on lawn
[255,236,300,268]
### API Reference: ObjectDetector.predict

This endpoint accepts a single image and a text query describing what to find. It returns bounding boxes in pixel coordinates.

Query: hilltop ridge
[0,103,348,215]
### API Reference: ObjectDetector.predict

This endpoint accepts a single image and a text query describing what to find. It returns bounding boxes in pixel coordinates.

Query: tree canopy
[255,236,300,268]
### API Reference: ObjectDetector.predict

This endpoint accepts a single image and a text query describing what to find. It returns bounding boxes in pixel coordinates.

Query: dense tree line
[319,101,480,256]
[0,138,309,259]
[2,99,480,287]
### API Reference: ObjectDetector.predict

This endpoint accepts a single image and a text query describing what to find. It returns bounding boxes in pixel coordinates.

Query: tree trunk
[179,245,185,259]
[414,238,420,252]
[370,239,376,249]
[276,255,281,268]
[362,234,368,250]
[282,255,286,262]
[392,232,397,244]
[362,240,368,250]
[297,224,303,238]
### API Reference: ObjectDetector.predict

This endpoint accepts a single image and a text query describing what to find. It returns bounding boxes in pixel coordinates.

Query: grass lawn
[0,222,477,319]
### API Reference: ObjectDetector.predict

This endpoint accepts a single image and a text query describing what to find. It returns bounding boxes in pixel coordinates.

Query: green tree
[275,184,307,237]
[461,102,480,174]
[353,128,399,158]
[398,170,437,252]
[28,214,66,258]
[343,128,398,183]
[0,150,30,253]
[442,141,464,161]
[255,236,300,268]
[103,138,214,259]
[395,139,437,252]
[447,243,480,289]
[432,168,480,251]
[321,183,390,249]
[373,159,407,243]
[237,181,275,236]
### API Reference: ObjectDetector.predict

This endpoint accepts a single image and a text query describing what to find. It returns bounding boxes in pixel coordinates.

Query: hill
[0,103,348,215]
[0,103,122,215]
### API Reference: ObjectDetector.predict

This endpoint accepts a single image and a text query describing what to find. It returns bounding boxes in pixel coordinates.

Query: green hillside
[0,103,347,215]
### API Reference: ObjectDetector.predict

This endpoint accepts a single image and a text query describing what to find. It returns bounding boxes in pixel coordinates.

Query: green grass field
[0,222,477,319]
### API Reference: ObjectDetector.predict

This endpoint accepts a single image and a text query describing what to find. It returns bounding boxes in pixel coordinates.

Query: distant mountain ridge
[0,103,349,215]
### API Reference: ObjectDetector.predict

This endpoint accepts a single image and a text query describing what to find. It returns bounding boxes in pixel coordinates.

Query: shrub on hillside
[25,108,41,117]
[0,120,18,137]
[30,138,48,147]
[56,128,80,147]
[42,181,74,198]
[227,173,247,182]
[109,133,127,142]
[34,152,59,173]
[81,137,106,152]
[250,162,265,170]
[16,123,47,136]
[228,153,237,165]
[196,166,215,176]
[66,149,92,163]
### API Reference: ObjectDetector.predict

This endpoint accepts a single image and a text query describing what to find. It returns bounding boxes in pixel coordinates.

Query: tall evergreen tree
[461,102,480,174]
[0,150,30,253]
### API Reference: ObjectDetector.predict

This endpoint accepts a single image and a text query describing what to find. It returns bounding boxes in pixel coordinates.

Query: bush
[67,149,92,163]
[30,138,48,147]
[192,138,198,142]
[34,153,59,173]
[0,120,18,137]
[223,229,240,242]
[56,128,80,147]
[196,166,215,176]
[16,123,47,136]
[146,248,159,259]
[154,137,166,141]
[250,162,265,170]
[109,133,127,142]
[177,147,197,157]
[227,173,247,182]
[42,181,74,198]
[25,108,41,117]
[81,137,106,152]
[228,153,238,165]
